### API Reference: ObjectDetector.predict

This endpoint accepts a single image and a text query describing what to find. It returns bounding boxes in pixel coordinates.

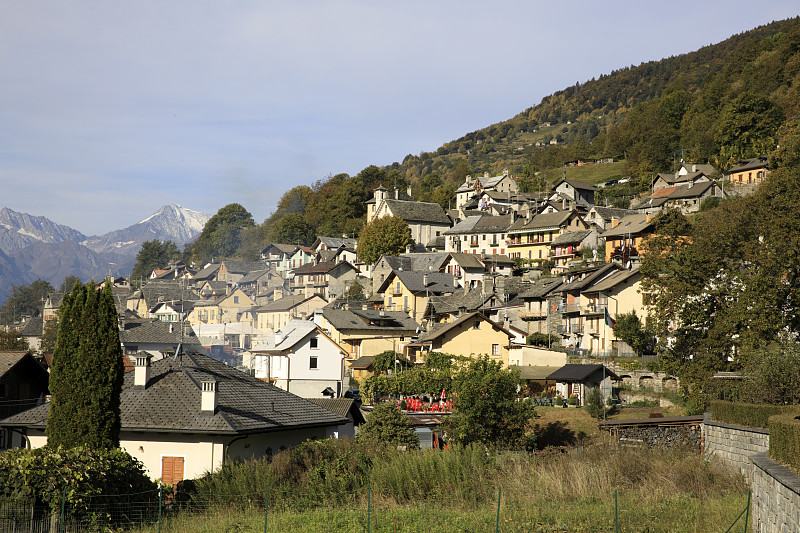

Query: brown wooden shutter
[161,456,184,485]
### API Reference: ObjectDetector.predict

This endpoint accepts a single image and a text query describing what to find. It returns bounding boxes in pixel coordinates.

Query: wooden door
[161,456,185,486]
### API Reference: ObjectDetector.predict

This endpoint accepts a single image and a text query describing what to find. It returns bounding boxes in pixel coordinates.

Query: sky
[1,1,798,236]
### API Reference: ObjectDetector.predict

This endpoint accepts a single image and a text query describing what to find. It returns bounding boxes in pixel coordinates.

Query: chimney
[646,214,652,223]
[394,188,399,199]
[482,274,495,296]
[274,332,283,345]
[423,273,429,287]
[134,353,153,389]
[610,218,620,228]
[201,380,217,414]
[484,172,489,178]
[407,185,412,197]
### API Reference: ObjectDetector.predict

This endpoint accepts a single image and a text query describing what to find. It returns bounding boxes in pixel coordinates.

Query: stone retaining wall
[702,417,769,480]
[615,424,700,448]
[751,452,800,533]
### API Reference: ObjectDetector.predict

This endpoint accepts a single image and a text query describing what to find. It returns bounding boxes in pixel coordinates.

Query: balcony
[564,303,581,313]
[519,309,548,320]
[581,304,604,316]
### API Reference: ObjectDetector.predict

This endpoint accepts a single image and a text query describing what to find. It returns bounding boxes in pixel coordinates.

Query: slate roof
[507,210,576,233]
[551,230,593,246]
[555,179,597,192]
[428,287,493,315]
[255,294,325,313]
[728,156,768,173]
[455,174,508,193]
[546,364,618,382]
[348,355,375,369]
[383,199,451,225]
[138,281,201,306]
[447,253,485,269]
[238,270,272,284]
[397,253,450,272]
[583,267,640,294]
[307,398,366,424]
[600,214,654,238]
[0,351,31,378]
[418,312,511,343]
[256,320,337,353]
[558,264,619,293]
[315,237,357,249]
[119,319,202,347]
[444,216,483,235]
[382,271,458,295]
[519,278,563,299]
[18,317,43,337]
[1,353,348,435]
[589,206,635,222]
[321,308,419,332]
[193,263,221,281]
[292,261,349,275]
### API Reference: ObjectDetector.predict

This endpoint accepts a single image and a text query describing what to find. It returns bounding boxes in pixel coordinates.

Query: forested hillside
[187,17,800,261]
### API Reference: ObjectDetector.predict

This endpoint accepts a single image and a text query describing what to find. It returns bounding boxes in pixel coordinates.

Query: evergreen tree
[47,281,124,449]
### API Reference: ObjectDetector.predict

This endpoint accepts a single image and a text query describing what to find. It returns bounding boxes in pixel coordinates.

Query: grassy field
[128,436,748,533]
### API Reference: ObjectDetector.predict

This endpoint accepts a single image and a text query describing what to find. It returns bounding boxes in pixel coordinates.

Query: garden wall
[702,416,769,480]
[750,452,800,533]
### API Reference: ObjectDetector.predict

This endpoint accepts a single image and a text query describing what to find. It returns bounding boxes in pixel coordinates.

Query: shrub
[585,387,604,419]
[567,394,577,406]
[710,400,797,428]
[0,446,156,522]
[359,402,419,450]
[768,413,800,474]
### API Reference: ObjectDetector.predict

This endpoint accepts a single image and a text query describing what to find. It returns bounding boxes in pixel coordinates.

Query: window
[310,337,318,349]
[310,356,318,369]
[395,281,401,293]
[473,321,480,330]
[161,457,185,486]
[492,344,500,356]
[403,295,409,312]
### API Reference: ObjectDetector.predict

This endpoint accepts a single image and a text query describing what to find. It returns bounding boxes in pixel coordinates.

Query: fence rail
[0,484,751,533]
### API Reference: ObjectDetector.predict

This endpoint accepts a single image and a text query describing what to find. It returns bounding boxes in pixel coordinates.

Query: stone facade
[751,452,800,533]
[702,417,769,480]
[615,425,701,448]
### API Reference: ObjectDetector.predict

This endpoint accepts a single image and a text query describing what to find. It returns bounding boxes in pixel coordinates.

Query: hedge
[709,400,797,429]
[769,413,800,474]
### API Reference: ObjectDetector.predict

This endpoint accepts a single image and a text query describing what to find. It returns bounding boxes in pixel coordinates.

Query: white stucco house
[251,320,348,398]
[0,352,347,484]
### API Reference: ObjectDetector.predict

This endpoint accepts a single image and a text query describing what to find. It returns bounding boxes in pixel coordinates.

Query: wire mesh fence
[0,485,751,532]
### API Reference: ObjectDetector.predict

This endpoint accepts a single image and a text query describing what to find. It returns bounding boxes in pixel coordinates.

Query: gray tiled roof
[0,351,29,378]
[589,206,634,222]
[257,319,319,351]
[555,179,597,191]
[428,288,493,315]
[448,253,485,269]
[348,355,375,369]
[140,281,201,306]
[600,214,654,238]
[255,294,324,312]
[507,210,576,233]
[583,267,640,294]
[551,230,592,246]
[238,270,271,284]
[384,200,451,225]
[389,271,458,295]
[1,353,347,434]
[316,237,357,249]
[546,364,618,382]
[728,156,768,173]
[519,278,563,299]
[307,398,364,423]
[193,263,221,280]
[120,319,202,347]
[418,312,510,342]
[321,308,419,332]
[558,264,619,292]
[18,317,43,337]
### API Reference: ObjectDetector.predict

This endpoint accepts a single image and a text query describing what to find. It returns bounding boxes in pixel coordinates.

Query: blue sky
[1,1,797,235]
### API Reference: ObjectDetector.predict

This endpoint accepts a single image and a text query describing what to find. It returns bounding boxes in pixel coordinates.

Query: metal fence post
[158,484,163,533]
[743,491,751,533]
[59,488,66,533]
[264,486,270,533]
[615,489,619,533]
[495,486,502,533]
[367,484,371,533]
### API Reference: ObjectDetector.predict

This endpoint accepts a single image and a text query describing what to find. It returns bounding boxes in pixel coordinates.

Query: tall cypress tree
[46,280,124,449]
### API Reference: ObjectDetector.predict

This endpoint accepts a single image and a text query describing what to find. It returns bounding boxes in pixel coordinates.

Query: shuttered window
[161,456,185,486]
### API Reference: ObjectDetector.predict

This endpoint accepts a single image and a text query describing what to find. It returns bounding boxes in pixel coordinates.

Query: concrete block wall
[751,452,800,533]
[702,417,769,480]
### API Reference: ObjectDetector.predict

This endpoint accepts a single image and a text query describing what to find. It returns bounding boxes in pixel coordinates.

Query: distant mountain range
[0,205,210,304]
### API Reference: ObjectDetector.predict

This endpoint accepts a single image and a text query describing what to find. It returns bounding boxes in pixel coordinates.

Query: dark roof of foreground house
[1,353,347,435]
[546,364,618,383]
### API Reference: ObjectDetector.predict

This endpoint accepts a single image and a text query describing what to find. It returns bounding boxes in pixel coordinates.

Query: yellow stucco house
[377,270,458,323]
[414,312,514,365]
[506,210,588,264]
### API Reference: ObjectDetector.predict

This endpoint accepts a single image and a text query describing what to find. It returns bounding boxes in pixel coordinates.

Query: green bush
[359,402,419,450]
[568,394,577,405]
[585,387,604,419]
[768,413,800,474]
[709,400,798,428]
[0,445,156,522]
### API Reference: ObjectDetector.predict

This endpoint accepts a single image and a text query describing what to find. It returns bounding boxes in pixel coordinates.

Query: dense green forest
[178,18,800,262]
